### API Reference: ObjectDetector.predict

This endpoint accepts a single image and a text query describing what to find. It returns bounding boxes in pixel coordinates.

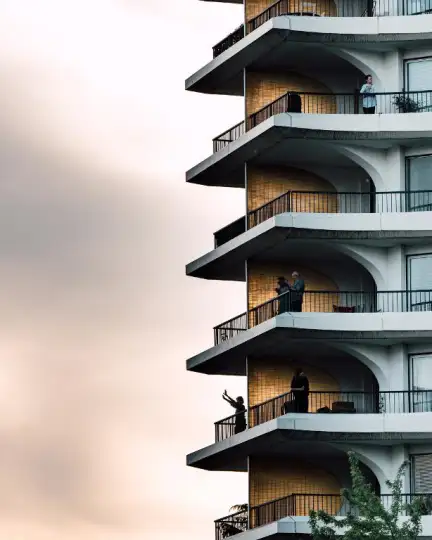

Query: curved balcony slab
[188,412,432,470]
[186,16,432,95]
[216,515,432,540]
[187,114,432,188]
[187,213,432,280]
[187,313,432,375]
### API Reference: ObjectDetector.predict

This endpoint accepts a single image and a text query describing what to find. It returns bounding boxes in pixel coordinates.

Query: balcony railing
[214,390,432,442]
[214,508,248,540]
[212,0,432,58]
[216,493,432,538]
[213,120,245,153]
[213,25,245,58]
[214,289,432,344]
[213,190,432,247]
[213,90,432,152]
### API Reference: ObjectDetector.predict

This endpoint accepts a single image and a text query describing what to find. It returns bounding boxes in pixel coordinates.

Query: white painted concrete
[187,114,432,187]
[186,16,432,94]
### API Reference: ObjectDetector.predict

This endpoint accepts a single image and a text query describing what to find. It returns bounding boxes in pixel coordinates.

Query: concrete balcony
[187,413,432,470]
[212,0,432,61]
[187,113,432,189]
[215,494,432,540]
[187,16,432,95]
[213,91,432,153]
[212,190,432,249]
[215,389,432,442]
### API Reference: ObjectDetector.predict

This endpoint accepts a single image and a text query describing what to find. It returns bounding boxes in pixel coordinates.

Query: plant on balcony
[393,95,420,113]
[309,452,423,539]
[220,504,248,538]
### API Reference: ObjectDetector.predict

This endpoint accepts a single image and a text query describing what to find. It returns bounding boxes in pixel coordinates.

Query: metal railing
[213,90,432,152]
[212,0,432,58]
[214,390,432,442]
[214,289,432,344]
[214,217,246,248]
[213,25,244,58]
[215,411,247,442]
[213,120,245,153]
[215,508,248,540]
[213,190,432,247]
[216,493,432,538]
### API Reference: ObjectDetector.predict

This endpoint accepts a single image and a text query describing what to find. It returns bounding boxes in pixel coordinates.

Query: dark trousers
[291,299,303,312]
[235,420,246,434]
[363,107,375,114]
[293,394,309,413]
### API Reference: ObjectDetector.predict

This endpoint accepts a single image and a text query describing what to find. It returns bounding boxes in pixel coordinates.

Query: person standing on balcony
[222,391,246,434]
[275,276,290,314]
[360,74,377,114]
[290,271,305,312]
[291,368,310,413]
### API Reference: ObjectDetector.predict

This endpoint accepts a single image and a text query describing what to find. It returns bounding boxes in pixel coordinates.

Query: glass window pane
[412,455,432,493]
[407,59,432,89]
[410,355,432,412]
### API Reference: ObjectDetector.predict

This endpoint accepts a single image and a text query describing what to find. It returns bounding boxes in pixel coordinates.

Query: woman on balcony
[360,74,377,114]
[222,391,246,434]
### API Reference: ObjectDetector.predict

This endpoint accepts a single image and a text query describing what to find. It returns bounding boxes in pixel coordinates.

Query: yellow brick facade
[247,262,338,313]
[245,71,336,118]
[249,456,341,523]
[247,164,338,219]
[245,0,336,24]
[248,357,340,410]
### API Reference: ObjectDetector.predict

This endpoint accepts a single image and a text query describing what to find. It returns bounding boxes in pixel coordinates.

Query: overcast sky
[0,1,248,538]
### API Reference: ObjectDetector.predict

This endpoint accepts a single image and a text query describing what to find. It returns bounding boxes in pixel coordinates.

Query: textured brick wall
[249,456,342,524]
[247,262,339,312]
[246,71,336,117]
[245,0,336,23]
[248,358,340,409]
[247,164,337,214]
[245,0,274,20]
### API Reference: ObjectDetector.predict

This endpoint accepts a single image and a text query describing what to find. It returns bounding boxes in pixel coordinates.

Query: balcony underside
[187,214,432,281]
[188,414,432,470]
[187,114,432,188]
[186,17,432,95]
[187,315,432,375]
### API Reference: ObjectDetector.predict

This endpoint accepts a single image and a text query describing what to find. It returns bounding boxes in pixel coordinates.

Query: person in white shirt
[360,74,376,114]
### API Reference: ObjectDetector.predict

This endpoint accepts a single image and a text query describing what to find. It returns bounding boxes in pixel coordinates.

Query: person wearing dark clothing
[223,390,246,434]
[291,368,310,413]
[275,276,291,314]
[290,271,305,312]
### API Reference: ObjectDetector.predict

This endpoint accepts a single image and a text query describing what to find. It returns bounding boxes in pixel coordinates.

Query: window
[405,0,432,16]
[409,354,432,411]
[405,58,432,111]
[406,154,432,211]
[407,254,432,311]
[411,454,432,493]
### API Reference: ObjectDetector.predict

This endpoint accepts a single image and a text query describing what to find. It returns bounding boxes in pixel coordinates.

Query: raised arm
[223,391,236,407]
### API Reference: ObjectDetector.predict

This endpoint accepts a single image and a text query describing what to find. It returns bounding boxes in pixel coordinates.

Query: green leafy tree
[309,451,425,540]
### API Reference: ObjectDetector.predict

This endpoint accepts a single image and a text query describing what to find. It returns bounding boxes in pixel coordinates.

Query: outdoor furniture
[333,305,356,312]
[332,401,356,413]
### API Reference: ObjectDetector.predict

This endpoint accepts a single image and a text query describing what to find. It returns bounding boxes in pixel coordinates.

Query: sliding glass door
[405,58,432,110]
[406,154,432,211]
[409,354,432,412]
[407,254,432,311]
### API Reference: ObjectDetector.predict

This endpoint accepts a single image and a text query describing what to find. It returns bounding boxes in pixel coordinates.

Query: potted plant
[220,504,248,538]
[393,94,420,113]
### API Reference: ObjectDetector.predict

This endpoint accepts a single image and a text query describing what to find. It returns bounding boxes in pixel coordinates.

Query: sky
[0,0,248,538]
